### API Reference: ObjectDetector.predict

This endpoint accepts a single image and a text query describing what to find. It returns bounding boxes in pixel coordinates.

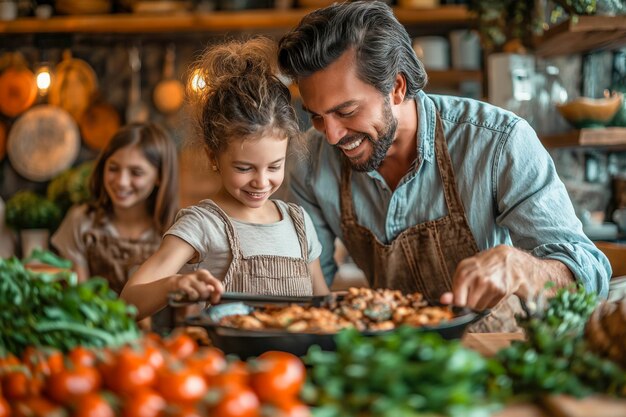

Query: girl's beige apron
[206,201,313,297]
[339,112,521,332]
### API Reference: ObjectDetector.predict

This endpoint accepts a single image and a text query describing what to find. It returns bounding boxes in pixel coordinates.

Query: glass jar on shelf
[534,64,570,136]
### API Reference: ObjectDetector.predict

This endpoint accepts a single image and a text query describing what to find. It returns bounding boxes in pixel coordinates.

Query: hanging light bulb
[190,68,206,92]
[35,64,52,94]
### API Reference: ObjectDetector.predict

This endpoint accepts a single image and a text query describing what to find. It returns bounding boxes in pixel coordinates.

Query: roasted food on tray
[218,287,454,333]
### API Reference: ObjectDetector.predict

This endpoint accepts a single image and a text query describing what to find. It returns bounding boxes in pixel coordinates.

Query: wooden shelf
[534,15,626,57]
[540,127,626,149]
[0,5,472,34]
[426,69,482,85]
[286,69,482,100]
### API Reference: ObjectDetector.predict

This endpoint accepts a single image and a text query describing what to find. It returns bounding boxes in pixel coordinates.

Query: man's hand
[439,245,574,310]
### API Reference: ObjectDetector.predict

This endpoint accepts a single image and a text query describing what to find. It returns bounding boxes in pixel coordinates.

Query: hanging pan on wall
[48,50,98,122]
[79,98,121,151]
[7,105,80,182]
[0,52,37,118]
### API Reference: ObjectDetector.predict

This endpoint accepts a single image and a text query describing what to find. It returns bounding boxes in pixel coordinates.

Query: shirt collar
[415,90,436,165]
[364,90,437,181]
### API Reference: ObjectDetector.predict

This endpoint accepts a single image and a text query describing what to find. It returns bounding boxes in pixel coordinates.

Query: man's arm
[443,118,610,310]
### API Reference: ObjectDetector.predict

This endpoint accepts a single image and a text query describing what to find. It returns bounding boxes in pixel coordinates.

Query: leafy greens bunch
[5,191,61,231]
[47,161,94,216]
[303,327,504,417]
[0,256,140,357]
[495,285,626,398]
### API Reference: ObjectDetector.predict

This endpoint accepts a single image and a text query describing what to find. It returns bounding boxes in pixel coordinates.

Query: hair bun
[198,37,278,93]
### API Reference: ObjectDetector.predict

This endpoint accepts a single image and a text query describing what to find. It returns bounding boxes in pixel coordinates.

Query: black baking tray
[184,300,488,359]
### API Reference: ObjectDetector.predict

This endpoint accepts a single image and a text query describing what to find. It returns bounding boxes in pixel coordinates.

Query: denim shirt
[288,91,611,296]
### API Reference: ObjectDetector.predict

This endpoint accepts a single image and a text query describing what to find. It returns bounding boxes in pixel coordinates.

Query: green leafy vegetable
[47,161,94,216]
[495,285,626,398]
[303,327,505,417]
[5,191,61,231]
[23,248,73,270]
[0,257,140,356]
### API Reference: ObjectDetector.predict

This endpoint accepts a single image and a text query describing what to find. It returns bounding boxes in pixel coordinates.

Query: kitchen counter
[462,332,525,356]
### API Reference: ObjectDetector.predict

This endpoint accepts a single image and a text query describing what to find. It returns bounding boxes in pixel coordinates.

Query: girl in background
[52,122,179,329]
[121,37,328,320]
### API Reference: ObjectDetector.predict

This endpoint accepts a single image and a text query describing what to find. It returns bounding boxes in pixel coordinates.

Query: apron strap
[433,114,466,219]
[286,202,309,260]
[340,157,356,223]
[202,201,242,260]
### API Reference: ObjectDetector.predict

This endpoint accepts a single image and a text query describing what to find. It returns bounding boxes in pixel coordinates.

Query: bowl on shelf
[556,91,623,129]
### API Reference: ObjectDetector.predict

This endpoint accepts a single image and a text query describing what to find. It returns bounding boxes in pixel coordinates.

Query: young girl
[52,123,179,330]
[121,38,329,320]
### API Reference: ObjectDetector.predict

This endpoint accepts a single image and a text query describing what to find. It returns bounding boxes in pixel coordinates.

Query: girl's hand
[175,269,224,305]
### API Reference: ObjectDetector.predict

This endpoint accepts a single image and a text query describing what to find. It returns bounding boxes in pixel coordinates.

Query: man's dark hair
[278,0,427,99]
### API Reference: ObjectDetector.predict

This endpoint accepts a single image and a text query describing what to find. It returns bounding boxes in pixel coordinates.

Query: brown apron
[339,112,521,332]
[84,227,174,334]
[205,201,313,297]
[84,230,160,295]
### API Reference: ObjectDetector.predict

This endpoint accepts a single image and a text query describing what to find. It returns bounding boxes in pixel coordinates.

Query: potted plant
[5,190,61,257]
[47,161,93,217]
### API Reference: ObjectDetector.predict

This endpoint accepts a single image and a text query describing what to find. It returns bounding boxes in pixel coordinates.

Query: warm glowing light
[36,67,51,92]
[190,69,206,92]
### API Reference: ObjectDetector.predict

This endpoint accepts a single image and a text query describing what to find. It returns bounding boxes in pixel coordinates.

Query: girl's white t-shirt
[165,199,322,280]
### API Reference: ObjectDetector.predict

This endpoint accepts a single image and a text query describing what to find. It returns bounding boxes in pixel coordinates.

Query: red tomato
[96,350,116,387]
[0,354,19,370]
[121,389,167,417]
[210,361,249,389]
[212,387,260,417]
[143,345,165,372]
[13,397,65,417]
[46,366,101,405]
[68,346,97,368]
[22,347,64,377]
[163,333,197,360]
[155,366,207,404]
[165,404,205,417]
[143,333,163,347]
[250,352,305,405]
[74,393,115,417]
[105,347,156,395]
[0,395,10,417]
[184,348,226,384]
[275,400,311,417]
[2,368,42,400]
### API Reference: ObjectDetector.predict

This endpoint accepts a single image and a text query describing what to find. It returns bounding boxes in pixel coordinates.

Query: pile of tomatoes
[0,332,310,417]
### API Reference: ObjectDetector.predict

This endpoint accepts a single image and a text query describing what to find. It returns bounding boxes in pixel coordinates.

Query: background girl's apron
[84,229,174,333]
[84,231,160,294]
[205,201,313,297]
[339,112,521,332]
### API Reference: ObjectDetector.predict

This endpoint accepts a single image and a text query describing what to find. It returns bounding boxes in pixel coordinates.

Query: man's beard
[337,101,398,172]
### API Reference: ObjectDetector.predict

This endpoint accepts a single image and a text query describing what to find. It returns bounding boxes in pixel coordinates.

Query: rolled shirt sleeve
[494,118,611,297]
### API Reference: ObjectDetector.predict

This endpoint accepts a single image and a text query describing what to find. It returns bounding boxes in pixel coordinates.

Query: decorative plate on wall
[7,105,80,182]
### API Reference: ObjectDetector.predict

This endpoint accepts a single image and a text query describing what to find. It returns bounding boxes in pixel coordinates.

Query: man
[277,1,611,331]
